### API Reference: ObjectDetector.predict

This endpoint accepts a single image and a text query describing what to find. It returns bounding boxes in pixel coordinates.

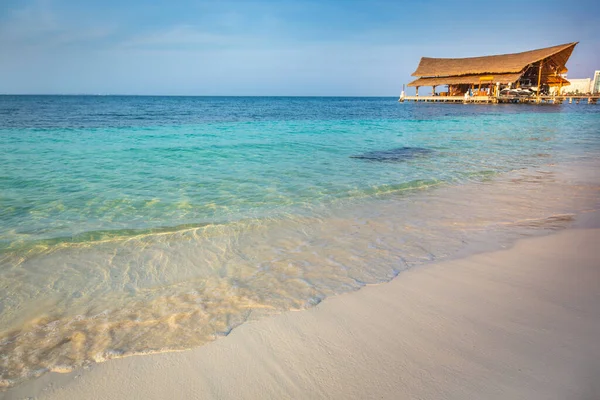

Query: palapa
[408,42,577,88]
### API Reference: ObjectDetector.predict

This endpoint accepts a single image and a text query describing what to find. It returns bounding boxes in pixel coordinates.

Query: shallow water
[1,96,599,388]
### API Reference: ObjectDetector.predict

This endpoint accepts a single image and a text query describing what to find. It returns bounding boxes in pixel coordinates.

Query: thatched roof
[408,73,523,87]
[411,42,577,77]
[407,73,571,88]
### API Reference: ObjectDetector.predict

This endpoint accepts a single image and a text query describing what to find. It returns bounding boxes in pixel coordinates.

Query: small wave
[1,162,597,390]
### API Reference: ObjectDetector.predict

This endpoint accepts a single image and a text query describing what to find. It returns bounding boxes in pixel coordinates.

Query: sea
[1,95,599,388]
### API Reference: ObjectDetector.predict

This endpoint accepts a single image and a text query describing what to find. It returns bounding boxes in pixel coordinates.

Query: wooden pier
[399,95,599,105]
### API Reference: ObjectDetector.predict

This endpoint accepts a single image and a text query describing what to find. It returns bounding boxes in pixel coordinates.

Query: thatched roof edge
[407,73,524,87]
[411,42,578,77]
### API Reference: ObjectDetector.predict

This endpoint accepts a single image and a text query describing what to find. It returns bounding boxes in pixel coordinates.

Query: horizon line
[0,94,401,98]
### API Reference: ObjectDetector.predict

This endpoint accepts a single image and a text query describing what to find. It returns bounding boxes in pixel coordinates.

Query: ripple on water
[1,162,598,389]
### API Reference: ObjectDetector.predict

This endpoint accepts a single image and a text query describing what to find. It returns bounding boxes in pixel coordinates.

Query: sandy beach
[2,3,599,398]
[4,210,599,400]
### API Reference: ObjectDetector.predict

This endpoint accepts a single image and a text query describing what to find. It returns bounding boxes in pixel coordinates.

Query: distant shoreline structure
[399,42,599,105]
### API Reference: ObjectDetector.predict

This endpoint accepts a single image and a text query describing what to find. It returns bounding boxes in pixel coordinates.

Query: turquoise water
[2,97,598,248]
[1,96,599,388]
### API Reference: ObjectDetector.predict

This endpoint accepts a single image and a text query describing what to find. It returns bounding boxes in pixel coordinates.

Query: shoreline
[4,211,600,400]
[1,159,598,388]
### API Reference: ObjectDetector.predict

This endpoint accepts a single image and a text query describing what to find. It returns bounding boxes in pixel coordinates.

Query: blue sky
[1,0,599,95]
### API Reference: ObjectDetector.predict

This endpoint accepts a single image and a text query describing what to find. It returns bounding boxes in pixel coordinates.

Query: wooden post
[416,86,419,97]
[537,60,543,103]
[432,85,436,96]
[558,82,563,97]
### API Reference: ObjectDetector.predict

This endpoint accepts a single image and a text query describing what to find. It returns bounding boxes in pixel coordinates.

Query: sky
[1,0,599,96]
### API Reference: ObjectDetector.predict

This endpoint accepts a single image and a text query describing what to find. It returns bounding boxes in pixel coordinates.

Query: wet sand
[4,212,600,400]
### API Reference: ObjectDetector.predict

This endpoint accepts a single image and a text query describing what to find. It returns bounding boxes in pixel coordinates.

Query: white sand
[4,223,600,400]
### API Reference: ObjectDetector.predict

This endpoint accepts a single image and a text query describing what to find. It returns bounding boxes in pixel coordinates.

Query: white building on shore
[557,78,591,94]
[592,70,600,94]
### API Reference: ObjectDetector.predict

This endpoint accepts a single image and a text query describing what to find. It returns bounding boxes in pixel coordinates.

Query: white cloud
[0,0,115,50]
[119,25,239,49]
